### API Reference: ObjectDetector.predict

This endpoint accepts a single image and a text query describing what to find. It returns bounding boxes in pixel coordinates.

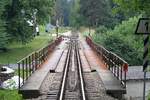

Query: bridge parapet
[17,36,63,89]
[86,36,128,87]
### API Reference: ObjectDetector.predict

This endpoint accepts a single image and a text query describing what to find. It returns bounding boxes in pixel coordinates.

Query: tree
[3,0,55,44]
[69,0,83,28]
[3,0,33,44]
[79,0,115,28]
[53,0,71,26]
[113,0,150,17]
[0,24,9,51]
[22,0,55,24]
[93,16,143,65]
[0,1,9,51]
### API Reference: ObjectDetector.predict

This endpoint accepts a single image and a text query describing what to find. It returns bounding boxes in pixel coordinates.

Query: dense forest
[0,0,150,65]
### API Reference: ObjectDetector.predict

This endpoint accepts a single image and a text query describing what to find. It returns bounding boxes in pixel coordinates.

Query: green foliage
[6,16,34,44]
[0,1,9,50]
[69,0,82,28]
[53,0,71,26]
[0,34,52,64]
[0,21,9,50]
[113,0,150,17]
[79,0,116,28]
[0,89,22,100]
[3,0,33,43]
[95,26,108,34]
[148,92,150,100]
[0,0,55,46]
[22,0,55,24]
[93,16,143,65]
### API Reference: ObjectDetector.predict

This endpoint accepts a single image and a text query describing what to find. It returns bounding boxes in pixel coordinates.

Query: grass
[148,92,150,100]
[0,33,52,64]
[58,27,70,33]
[0,90,22,100]
[79,27,95,37]
[40,25,70,34]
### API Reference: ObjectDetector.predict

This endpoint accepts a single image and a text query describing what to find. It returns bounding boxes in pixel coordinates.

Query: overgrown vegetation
[93,16,143,66]
[75,0,150,66]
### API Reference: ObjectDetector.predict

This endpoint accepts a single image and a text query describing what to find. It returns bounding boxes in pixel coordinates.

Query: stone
[2,76,23,89]
[0,66,15,84]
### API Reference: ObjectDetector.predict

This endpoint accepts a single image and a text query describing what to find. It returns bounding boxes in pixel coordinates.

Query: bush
[93,16,143,66]
[95,26,108,34]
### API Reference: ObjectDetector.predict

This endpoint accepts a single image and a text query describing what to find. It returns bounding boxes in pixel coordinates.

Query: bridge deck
[80,36,126,98]
[19,35,126,99]
[19,40,67,98]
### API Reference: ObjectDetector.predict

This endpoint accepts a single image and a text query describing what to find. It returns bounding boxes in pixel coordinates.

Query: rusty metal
[86,36,128,87]
[17,36,62,89]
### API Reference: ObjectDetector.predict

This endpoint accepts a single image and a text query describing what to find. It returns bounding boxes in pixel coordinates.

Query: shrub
[93,16,143,66]
[95,26,108,34]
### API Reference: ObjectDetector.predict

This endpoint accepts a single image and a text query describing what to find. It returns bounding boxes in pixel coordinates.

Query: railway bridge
[17,32,128,100]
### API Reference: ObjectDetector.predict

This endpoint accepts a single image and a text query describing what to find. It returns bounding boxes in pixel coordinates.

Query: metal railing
[17,36,62,89]
[86,36,128,87]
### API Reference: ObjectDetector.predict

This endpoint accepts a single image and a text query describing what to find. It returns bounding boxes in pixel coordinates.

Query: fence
[17,36,62,89]
[86,36,128,87]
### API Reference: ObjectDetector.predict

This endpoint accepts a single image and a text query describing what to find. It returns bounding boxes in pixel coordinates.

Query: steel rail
[58,42,72,100]
[58,40,87,100]
[75,42,87,100]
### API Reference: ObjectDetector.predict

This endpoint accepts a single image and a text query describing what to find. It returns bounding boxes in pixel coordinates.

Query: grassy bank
[0,33,52,64]
[0,90,22,100]
[79,27,95,37]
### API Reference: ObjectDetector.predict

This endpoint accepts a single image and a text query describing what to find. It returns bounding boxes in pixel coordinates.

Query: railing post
[22,60,25,84]
[18,63,20,89]
[113,56,115,74]
[43,48,45,62]
[25,58,28,80]
[29,55,31,76]
[32,53,34,73]
[117,65,119,79]
[86,37,128,88]
[121,65,123,81]
[35,52,38,70]
[108,52,111,70]
[124,71,126,87]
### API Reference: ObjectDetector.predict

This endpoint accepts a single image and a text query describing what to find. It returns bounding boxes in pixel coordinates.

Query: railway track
[57,36,87,100]
[43,36,115,100]
[31,34,117,100]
